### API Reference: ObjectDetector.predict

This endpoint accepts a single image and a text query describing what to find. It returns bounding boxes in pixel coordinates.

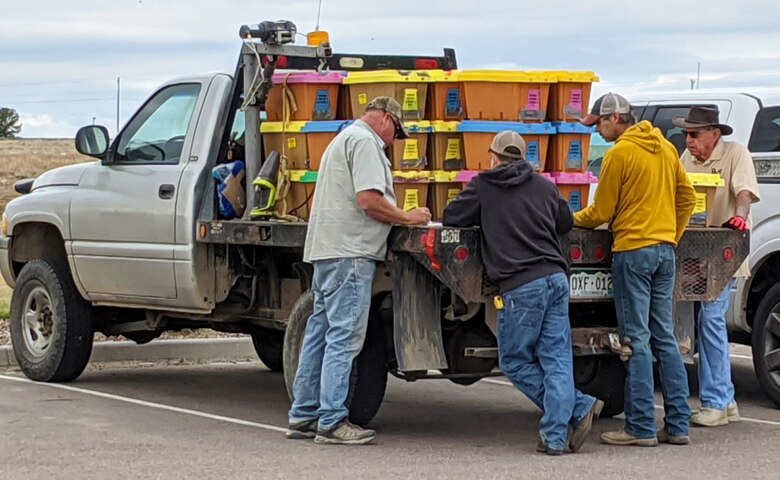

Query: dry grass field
[0,138,91,319]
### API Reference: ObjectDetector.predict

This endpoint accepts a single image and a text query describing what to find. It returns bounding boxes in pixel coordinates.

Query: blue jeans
[497,272,597,451]
[288,258,377,431]
[698,279,736,410]
[612,244,691,438]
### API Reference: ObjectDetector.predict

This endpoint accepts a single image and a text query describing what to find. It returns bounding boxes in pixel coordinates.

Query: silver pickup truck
[0,23,750,425]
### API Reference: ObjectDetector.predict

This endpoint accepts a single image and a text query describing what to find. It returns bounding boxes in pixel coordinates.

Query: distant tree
[0,108,22,139]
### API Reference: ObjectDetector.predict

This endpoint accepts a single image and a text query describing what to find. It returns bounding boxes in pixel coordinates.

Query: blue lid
[552,122,595,134]
[457,121,555,134]
[301,120,352,133]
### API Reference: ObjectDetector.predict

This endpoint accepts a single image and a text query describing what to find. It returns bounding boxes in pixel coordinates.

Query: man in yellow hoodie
[575,93,697,447]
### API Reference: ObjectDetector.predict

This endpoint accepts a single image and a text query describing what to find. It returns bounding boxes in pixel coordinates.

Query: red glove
[723,216,748,231]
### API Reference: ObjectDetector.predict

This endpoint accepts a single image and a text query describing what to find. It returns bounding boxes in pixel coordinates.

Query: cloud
[2,0,780,137]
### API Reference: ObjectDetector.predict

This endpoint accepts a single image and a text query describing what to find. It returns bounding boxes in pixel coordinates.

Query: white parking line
[0,374,288,434]
[482,378,780,426]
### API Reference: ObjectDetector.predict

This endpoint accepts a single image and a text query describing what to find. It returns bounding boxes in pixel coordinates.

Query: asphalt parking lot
[1,346,779,480]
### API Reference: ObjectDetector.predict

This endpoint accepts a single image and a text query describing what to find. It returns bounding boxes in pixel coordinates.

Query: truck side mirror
[75,125,110,159]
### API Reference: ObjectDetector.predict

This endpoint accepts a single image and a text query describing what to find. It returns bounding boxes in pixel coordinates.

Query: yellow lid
[427,70,460,82]
[431,121,460,132]
[688,173,725,187]
[432,171,460,182]
[392,171,434,181]
[343,70,440,84]
[550,71,600,83]
[457,70,556,83]
[260,121,307,133]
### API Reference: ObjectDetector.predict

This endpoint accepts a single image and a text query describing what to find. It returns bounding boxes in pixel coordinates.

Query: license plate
[570,269,613,299]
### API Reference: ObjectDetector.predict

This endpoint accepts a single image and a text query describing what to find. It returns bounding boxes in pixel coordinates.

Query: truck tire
[574,356,626,418]
[9,259,94,382]
[251,328,284,372]
[752,283,780,408]
[283,290,389,427]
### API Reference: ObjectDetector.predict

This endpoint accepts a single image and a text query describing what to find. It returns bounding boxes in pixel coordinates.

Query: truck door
[70,83,202,299]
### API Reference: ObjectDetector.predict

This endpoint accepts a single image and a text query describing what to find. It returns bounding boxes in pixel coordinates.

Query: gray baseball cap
[365,96,411,139]
[581,93,632,127]
[489,130,526,160]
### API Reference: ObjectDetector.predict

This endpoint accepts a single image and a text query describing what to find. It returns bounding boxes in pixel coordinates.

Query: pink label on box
[525,89,541,111]
[567,89,583,112]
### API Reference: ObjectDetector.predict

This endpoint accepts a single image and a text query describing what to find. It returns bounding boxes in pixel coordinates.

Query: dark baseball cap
[581,93,632,127]
[365,96,410,139]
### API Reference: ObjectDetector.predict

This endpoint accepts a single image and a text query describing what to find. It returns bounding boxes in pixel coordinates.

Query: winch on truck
[1,19,749,425]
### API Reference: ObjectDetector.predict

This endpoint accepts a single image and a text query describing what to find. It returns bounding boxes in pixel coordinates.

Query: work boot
[727,402,741,422]
[536,426,573,455]
[314,420,376,445]
[600,430,658,447]
[286,418,318,439]
[569,399,604,452]
[691,407,728,427]
[657,426,690,445]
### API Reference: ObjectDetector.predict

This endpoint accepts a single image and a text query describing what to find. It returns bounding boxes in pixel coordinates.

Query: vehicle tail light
[454,246,469,262]
[424,229,442,272]
[263,55,289,68]
[415,58,440,69]
[723,247,734,261]
[569,245,583,262]
[594,246,606,262]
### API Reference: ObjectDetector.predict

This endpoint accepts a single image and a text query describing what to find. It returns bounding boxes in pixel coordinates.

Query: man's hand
[723,216,748,231]
[405,207,431,226]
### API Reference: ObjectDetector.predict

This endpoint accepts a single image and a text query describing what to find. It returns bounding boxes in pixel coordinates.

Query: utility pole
[92,116,96,125]
[116,77,121,134]
[696,62,701,90]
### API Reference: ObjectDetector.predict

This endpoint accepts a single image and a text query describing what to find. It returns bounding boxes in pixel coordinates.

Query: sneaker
[657,427,690,445]
[286,418,318,439]
[569,399,604,452]
[691,407,728,427]
[600,430,658,447]
[314,420,376,445]
[727,402,741,422]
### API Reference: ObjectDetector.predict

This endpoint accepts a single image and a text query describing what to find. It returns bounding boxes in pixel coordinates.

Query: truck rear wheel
[251,328,284,372]
[574,356,626,418]
[752,283,780,408]
[283,290,389,427]
[9,259,94,382]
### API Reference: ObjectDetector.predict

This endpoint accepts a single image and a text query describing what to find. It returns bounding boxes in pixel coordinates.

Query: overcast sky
[3,0,780,138]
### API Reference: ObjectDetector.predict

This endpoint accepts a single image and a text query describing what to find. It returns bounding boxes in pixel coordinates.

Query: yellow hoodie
[574,121,696,252]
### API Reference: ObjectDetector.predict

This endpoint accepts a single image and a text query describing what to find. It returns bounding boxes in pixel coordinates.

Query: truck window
[749,107,780,153]
[649,106,716,155]
[115,83,201,164]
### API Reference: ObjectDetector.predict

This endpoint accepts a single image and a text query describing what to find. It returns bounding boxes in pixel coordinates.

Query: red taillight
[424,229,442,272]
[415,58,440,69]
[723,247,734,261]
[569,246,583,262]
[263,55,289,68]
[594,246,606,262]
[454,246,469,262]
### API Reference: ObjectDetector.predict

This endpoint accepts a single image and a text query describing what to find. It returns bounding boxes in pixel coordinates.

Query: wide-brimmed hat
[672,106,733,136]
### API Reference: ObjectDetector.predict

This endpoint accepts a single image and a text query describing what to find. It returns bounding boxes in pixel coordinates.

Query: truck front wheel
[574,356,626,418]
[283,290,389,427]
[9,259,94,382]
[752,283,780,408]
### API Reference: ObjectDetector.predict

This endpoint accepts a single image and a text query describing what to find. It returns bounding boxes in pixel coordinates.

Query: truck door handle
[158,184,175,199]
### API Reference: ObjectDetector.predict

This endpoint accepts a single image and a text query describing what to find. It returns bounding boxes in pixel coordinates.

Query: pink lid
[550,172,598,185]
[539,172,554,183]
[456,171,480,183]
[272,72,345,84]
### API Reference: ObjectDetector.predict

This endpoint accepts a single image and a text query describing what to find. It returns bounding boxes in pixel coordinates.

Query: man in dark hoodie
[443,131,603,455]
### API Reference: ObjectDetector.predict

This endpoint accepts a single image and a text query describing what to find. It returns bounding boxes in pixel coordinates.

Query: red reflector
[414,58,440,69]
[723,247,734,261]
[569,246,583,262]
[454,246,469,262]
[594,246,606,262]
[275,55,289,68]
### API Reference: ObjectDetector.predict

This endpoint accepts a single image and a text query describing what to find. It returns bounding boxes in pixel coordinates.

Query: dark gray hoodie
[442,160,573,293]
